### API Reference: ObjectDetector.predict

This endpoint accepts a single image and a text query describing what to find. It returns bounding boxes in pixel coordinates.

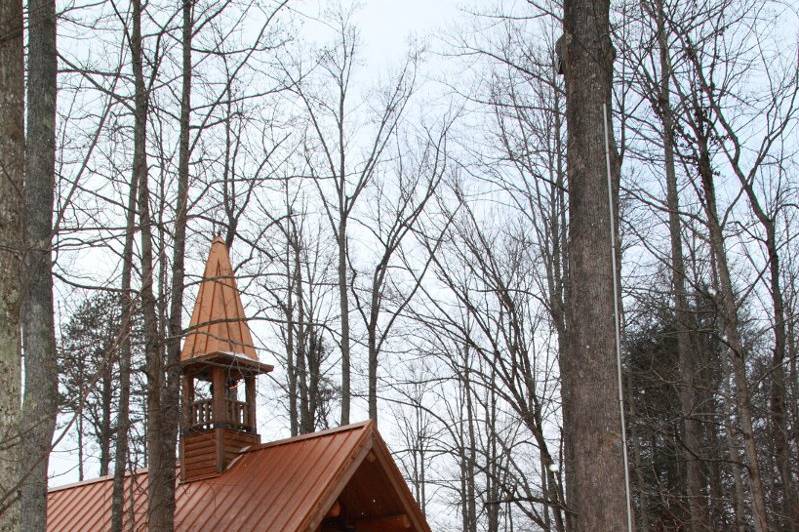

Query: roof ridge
[241,420,374,454]
[48,468,148,493]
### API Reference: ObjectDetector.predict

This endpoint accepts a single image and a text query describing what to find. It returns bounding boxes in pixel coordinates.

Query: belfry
[178,236,273,480]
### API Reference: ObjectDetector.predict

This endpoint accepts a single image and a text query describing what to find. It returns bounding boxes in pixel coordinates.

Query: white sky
[48,0,466,489]
[356,0,461,63]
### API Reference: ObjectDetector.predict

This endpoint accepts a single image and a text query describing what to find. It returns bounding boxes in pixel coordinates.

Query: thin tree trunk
[294,234,311,434]
[463,358,477,532]
[540,457,551,532]
[764,226,796,529]
[77,408,84,482]
[111,167,139,532]
[733,176,798,529]
[156,0,194,526]
[285,224,298,437]
[367,280,380,423]
[338,219,351,425]
[128,0,168,527]
[99,365,112,476]
[308,333,322,430]
[697,142,769,531]
[0,0,24,525]
[561,0,629,528]
[20,0,59,527]
[486,383,499,532]
[652,2,706,527]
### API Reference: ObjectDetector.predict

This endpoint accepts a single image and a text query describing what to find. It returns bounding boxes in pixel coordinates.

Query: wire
[603,102,634,532]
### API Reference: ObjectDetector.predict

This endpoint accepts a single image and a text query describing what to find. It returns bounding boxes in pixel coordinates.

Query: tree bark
[338,219,351,425]
[696,138,769,531]
[285,222,298,436]
[561,0,630,529]
[366,272,380,423]
[734,170,797,530]
[0,0,24,525]
[110,167,139,532]
[99,364,112,476]
[128,0,170,528]
[156,0,194,526]
[20,0,59,528]
[294,232,311,434]
[652,2,707,527]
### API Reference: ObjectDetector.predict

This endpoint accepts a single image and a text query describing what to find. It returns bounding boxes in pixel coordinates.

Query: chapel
[47,237,431,532]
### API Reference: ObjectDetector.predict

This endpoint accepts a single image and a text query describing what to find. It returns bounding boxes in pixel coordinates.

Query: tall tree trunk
[560,0,629,529]
[789,316,799,520]
[285,226,298,437]
[128,0,169,528]
[111,167,139,532]
[367,278,380,423]
[734,177,797,529]
[77,410,84,482]
[652,2,707,527]
[760,223,795,530]
[294,234,311,434]
[20,0,59,528]
[308,334,322,431]
[463,358,477,532]
[157,0,194,526]
[99,365,112,476]
[0,0,24,525]
[769,234,795,528]
[696,139,769,531]
[338,219,351,425]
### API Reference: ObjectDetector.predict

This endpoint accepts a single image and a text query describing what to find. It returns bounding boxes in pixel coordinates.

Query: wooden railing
[191,399,214,431]
[187,398,251,432]
[226,399,250,430]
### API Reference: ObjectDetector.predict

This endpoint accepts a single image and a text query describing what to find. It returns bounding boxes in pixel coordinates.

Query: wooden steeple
[179,237,272,481]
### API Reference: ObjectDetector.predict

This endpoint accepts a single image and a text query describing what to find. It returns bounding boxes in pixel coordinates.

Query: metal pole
[603,103,634,532]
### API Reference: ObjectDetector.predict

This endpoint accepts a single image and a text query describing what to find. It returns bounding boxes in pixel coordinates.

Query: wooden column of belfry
[179,237,273,481]
[245,375,256,430]
[211,366,227,473]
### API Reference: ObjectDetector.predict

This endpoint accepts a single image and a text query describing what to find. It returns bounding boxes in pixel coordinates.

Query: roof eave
[181,351,274,375]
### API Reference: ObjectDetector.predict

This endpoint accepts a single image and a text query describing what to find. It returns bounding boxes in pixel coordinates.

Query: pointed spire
[180,236,257,361]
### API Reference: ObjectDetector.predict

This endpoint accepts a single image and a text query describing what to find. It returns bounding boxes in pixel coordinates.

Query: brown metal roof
[47,421,431,531]
[180,237,257,362]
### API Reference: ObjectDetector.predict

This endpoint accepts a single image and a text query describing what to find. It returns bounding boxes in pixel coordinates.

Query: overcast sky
[48,0,468,488]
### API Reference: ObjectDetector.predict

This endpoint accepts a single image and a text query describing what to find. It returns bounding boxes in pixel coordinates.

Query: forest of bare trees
[1,0,798,530]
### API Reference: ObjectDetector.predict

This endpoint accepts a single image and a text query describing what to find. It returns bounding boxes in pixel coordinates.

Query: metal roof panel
[47,422,382,531]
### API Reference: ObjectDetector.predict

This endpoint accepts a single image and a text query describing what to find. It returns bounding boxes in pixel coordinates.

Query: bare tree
[0,0,24,526]
[676,9,799,523]
[110,130,140,532]
[285,5,415,424]
[353,124,449,423]
[619,0,708,526]
[560,0,630,529]
[20,0,59,528]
